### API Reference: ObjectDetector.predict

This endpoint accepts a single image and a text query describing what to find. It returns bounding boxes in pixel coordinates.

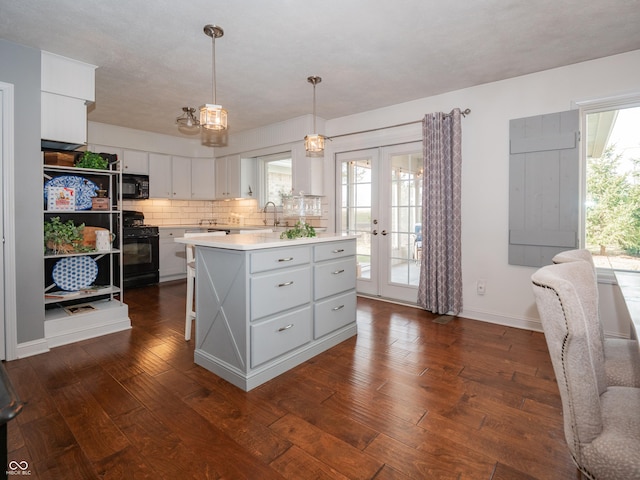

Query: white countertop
[159,224,271,230]
[175,232,356,251]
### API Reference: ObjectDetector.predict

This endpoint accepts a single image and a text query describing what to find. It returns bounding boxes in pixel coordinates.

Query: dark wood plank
[4,284,579,480]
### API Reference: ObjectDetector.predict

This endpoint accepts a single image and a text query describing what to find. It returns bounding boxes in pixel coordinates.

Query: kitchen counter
[159,224,273,231]
[175,232,353,250]
[180,234,357,390]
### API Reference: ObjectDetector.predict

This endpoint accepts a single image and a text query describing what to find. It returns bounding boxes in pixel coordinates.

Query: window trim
[575,92,640,276]
[256,151,292,208]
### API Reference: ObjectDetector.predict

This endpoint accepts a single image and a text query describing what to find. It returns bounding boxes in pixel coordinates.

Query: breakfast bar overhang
[175,233,358,391]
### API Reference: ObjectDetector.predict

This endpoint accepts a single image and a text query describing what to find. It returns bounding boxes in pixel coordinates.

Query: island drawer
[250,246,311,273]
[314,291,356,339]
[314,257,357,300]
[314,240,357,262]
[251,266,311,320]
[251,306,312,367]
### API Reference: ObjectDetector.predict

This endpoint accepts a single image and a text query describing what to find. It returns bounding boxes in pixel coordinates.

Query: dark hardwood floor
[5,281,580,479]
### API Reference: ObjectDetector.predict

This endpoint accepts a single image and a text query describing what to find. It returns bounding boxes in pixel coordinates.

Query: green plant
[75,151,108,170]
[44,217,90,254]
[280,221,316,240]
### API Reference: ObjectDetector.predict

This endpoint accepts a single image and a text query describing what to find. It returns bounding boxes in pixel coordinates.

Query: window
[585,104,640,271]
[258,152,292,206]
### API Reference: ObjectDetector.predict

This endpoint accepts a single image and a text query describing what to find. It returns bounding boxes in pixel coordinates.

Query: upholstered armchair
[532,261,640,479]
[552,249,640,388]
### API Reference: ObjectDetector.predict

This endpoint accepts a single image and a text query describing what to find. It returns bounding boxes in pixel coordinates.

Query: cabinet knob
[278,324,294,332]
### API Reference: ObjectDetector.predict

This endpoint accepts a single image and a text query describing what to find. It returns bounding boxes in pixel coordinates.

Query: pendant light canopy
[199,24,227,131]
[304,75,326,157]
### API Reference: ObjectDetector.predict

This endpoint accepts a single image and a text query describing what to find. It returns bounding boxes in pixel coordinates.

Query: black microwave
[121,174,149,199]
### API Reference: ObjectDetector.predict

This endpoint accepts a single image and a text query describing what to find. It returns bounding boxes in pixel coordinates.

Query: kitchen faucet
[263,201,279,227]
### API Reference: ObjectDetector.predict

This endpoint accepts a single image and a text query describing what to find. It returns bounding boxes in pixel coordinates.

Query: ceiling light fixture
[304,76,326,157]
[176,107,200,128]
[200,24,227,131]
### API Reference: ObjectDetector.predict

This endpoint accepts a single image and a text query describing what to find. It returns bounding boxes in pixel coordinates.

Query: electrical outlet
[477,280,486,295]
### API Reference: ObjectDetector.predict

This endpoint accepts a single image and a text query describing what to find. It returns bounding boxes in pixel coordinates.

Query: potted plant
[75,151,108,170]
[44,217,89,254]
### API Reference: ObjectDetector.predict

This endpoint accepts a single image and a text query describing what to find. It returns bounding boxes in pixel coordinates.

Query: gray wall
[0,39,45,343]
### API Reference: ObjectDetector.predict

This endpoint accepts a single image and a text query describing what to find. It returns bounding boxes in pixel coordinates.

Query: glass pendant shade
[199,104,228,130]
[305,76,325,157]
[305,134,326,157]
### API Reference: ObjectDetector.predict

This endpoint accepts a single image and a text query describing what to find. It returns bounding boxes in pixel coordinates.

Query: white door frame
[1,81,18,360]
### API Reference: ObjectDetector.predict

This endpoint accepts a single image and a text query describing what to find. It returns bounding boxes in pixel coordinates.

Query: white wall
[86,49,640,337]
[324,49,640,336]
[88,122,214,158]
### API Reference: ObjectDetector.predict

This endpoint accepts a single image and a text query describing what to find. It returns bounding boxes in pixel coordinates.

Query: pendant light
[175,107,200,134]
[199,24,227,131]
[304,76,326,157]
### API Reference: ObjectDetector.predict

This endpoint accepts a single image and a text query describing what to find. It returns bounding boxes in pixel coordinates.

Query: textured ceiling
[1,0,640,139]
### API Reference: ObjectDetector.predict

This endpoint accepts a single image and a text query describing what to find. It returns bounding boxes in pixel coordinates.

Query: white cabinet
[148,153,172,197]
[159,228,187,281]
[122,150,149,174]
[215,155,255,199]
[171,156,192,199]
[41,52,97,146]
[191,158,215,199]
[192,238,357,390]
[149,155,197,199]
[41,94,88,145]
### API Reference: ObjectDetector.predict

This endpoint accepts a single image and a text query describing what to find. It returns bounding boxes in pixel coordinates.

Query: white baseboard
[15,338,50,358]
[460,308,543,333]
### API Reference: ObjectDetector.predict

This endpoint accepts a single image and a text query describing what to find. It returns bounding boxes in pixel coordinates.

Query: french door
[336,142,423,303]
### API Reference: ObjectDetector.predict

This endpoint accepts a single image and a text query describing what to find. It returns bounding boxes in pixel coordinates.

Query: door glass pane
[342,160,372,280]
[389,152,422,287]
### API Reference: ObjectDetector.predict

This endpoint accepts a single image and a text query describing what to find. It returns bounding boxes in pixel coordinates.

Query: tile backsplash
[122,198,328,229]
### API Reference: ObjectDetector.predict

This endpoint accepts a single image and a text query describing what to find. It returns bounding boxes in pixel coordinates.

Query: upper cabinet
[41,51,97,146]
[148,153,172,197]
[149,154,213,200]
[191,158,216,199]
[122,149,149,174]
[215,155,255,199]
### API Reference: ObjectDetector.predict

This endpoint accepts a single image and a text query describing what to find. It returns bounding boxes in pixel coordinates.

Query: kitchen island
[175,232,358,391]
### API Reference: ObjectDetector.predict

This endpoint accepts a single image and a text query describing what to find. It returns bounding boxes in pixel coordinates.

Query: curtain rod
[328,108,470,140]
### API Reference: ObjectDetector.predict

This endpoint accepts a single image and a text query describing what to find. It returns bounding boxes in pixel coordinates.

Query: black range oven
[122,211,159,288]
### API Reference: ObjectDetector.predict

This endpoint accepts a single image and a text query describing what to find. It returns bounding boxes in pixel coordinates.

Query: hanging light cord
[211,34,217,105]
[312,81,317,133]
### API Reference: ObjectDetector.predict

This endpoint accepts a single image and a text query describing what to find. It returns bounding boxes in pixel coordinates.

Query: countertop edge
[175,233,357,251]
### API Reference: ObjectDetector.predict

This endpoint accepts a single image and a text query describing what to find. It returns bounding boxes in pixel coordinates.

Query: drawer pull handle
[278,257,294,262]
[278,281,294,287]
[332,249,345,253]
[332,304,345,311]
[332,269,345,275]
[278,324,294,332]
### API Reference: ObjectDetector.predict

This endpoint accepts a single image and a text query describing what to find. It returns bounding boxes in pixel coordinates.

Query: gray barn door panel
[509,110,579,267]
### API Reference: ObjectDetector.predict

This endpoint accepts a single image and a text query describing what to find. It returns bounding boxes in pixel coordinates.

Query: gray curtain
[417,109,463,315]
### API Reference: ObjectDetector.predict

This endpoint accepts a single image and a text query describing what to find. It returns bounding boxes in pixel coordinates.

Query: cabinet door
[123,150,149,174]
[41,93,87,145]
[171,156,192,199]
[159,228,187,278]
[215,156,230,199]
[225,158,241,198]
[149,153,172,198]
[191,158,215,199]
